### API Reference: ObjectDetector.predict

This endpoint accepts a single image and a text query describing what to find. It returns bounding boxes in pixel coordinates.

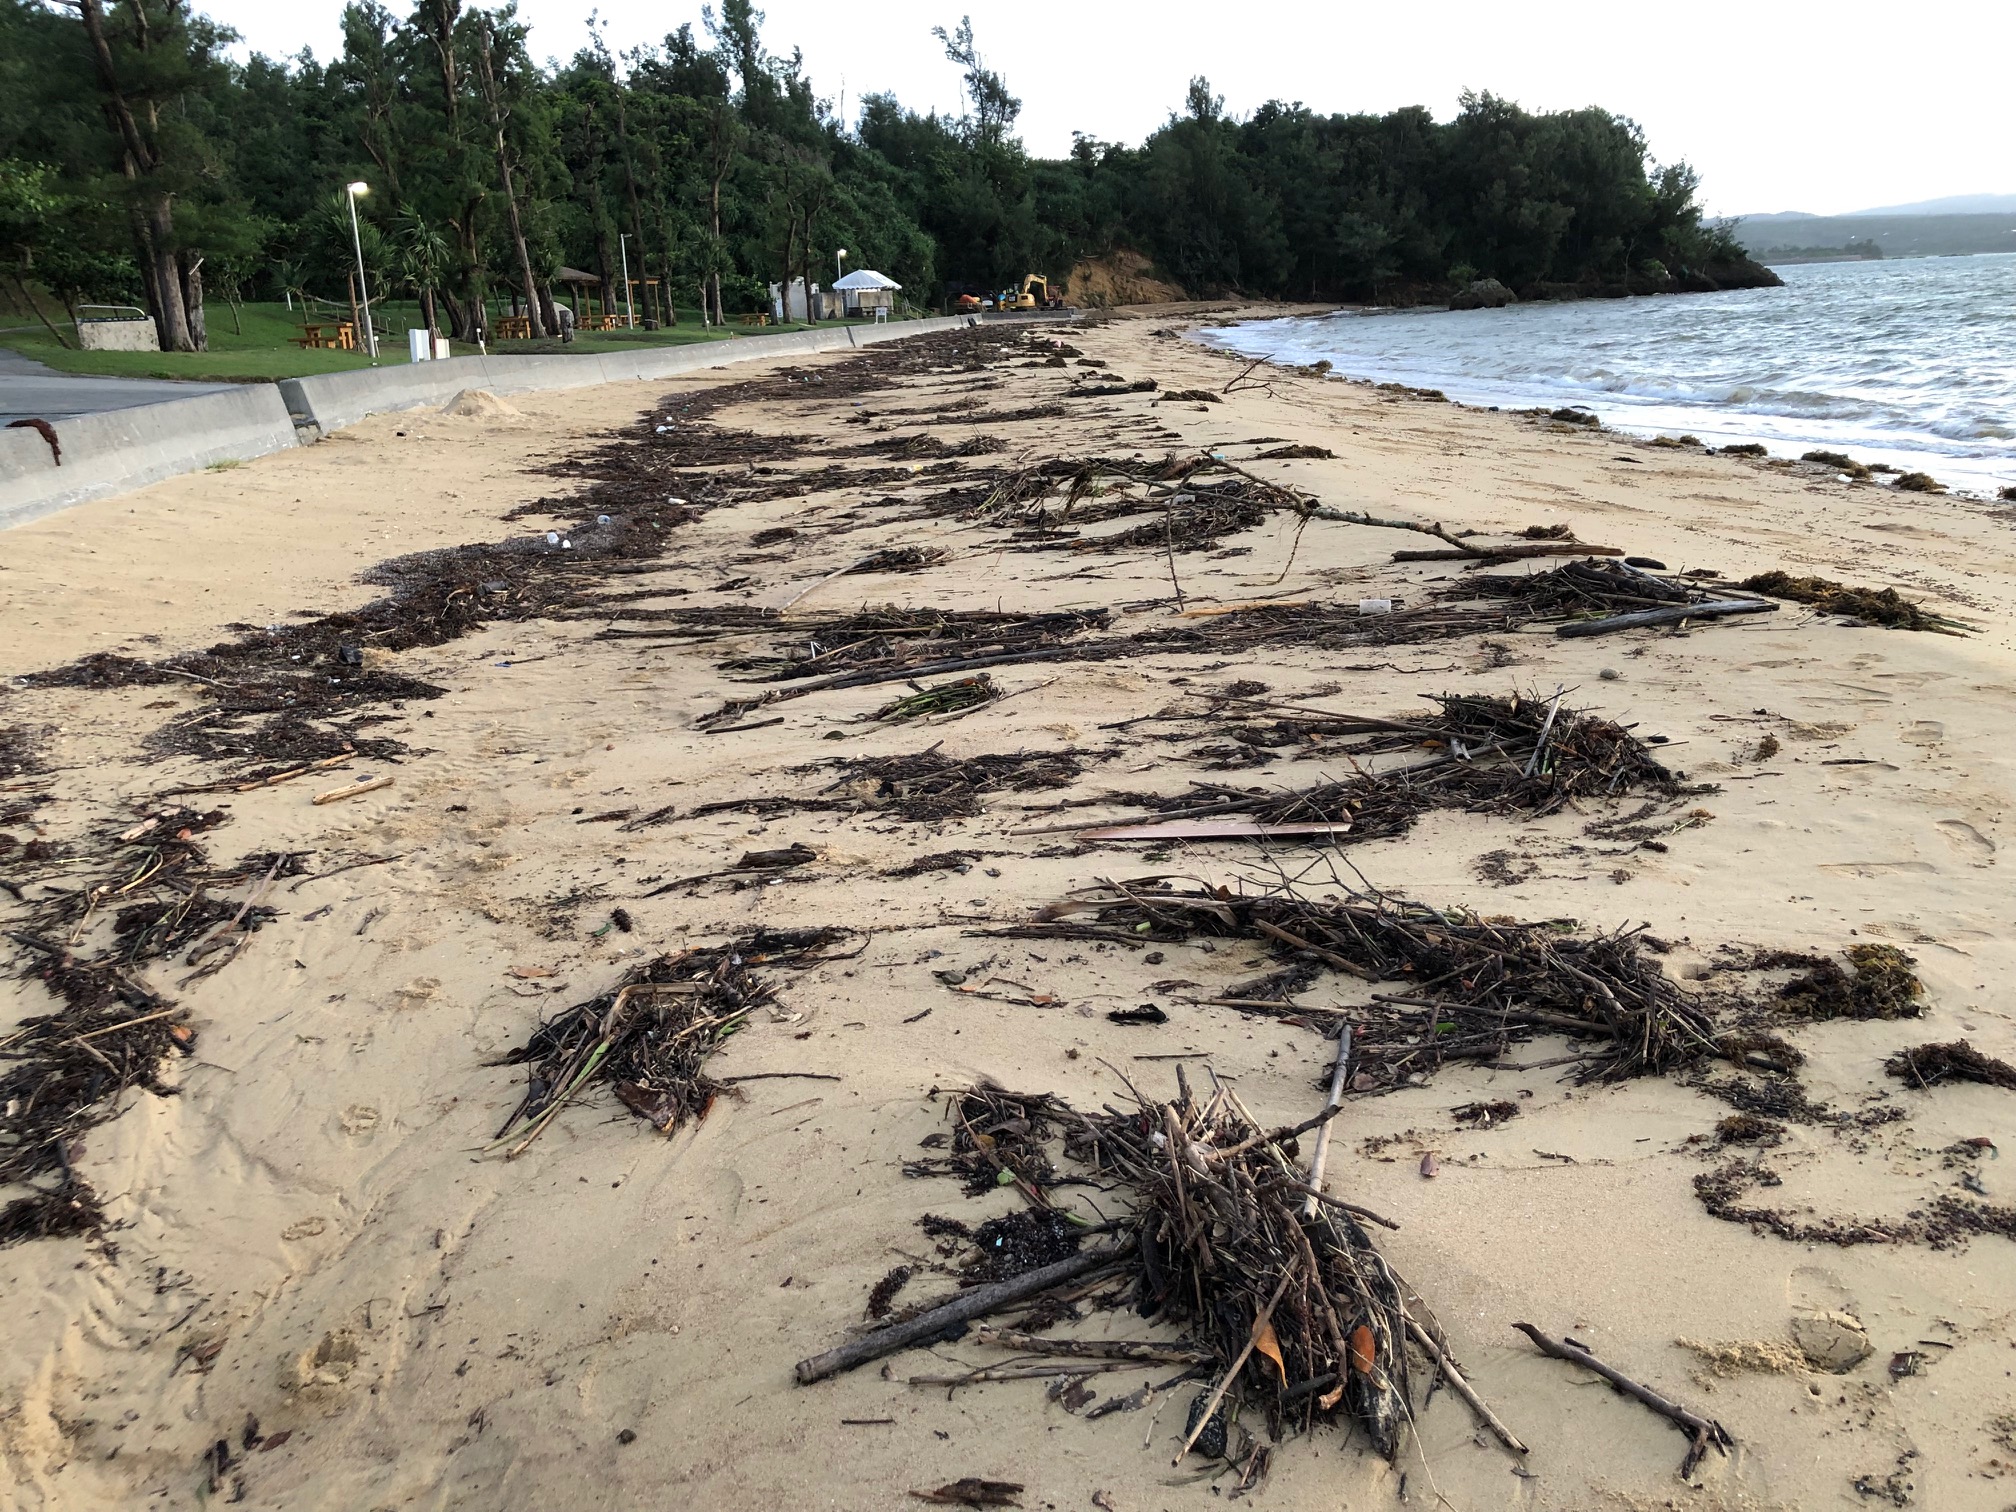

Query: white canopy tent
[831,268,901,316]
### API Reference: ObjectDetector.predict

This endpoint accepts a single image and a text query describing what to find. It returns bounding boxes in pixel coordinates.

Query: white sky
[202,0,2013,218]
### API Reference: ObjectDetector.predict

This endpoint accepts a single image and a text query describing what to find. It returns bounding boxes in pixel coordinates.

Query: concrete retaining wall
[2,315,984,530]
[277,314,977,433]
[1,383,301,529]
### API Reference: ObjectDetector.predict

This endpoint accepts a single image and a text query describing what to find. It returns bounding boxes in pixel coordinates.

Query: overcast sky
[200,0,2012,218]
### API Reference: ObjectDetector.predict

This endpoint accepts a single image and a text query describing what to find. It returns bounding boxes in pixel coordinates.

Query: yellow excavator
[998,274,1066,311]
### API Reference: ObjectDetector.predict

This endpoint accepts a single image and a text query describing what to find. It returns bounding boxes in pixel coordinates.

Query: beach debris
[1775,944,1924,1021]
[489,928,846,1156]
[796,1247,1125,1384]
[1513,1323,1733,1477]
[1884,1040,2016,1091]
[910,1479,1024,1506]
[1002,878,1737,1087]
[844,545,950,575]
[1557,598,1776,637]
[1063,691,1684,850]
[697,749,1099,824]
[803,1067,1510,1477]
[1892,472,1945,493]
[1735,572,1966,633]
[1457,559,1714,618]
[312,774,394,805]
[873,675,998,723]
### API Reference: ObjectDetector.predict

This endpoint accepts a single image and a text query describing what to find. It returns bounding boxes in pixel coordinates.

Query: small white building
[831,268,901,317]
[769,278,822,323]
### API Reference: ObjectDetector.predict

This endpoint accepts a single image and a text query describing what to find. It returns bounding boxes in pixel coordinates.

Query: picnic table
[494,315,532,340]
[291,321,356,351]
[739,312,772,327]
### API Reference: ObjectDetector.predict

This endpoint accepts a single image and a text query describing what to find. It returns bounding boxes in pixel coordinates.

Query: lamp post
[345,181,378,361]
[618,233,636,328]
[834,248,847,321]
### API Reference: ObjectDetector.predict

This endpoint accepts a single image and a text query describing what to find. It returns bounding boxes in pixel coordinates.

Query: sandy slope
[3,311,2013,1512]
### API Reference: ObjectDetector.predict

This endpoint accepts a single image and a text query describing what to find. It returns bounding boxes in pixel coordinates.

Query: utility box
[434,335,450,360]
[408,328,432,363]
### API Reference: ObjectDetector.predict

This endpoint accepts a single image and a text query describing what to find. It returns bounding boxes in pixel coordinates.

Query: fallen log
[794,1246,1129,1384]
[1393,543,1625,563]
[1555,599,1775,638]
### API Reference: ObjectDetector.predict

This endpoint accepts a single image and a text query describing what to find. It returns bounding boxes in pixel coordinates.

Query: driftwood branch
[1513,1322,1733,1477]
[1407,1318,1527,1456]
[971,1327,1215,1364]
[794,1247,1128,1384]
[1555,600,1776,638]
[1300,1026,1354,1219]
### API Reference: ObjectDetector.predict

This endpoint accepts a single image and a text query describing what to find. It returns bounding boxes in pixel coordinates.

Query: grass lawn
[1,293,909,384]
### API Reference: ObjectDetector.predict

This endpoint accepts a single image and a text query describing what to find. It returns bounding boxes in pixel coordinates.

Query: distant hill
[1722,212,2016,261]
[1851,193,2016,216]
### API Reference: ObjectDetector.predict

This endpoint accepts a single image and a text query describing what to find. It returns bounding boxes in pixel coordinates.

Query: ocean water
[1196,254,2016,494]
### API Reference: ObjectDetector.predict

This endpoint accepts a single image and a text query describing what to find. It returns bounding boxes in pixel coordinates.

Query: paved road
[0,345,237,426]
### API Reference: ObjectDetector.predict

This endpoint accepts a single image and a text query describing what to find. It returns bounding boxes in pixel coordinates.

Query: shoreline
[1193,262,2016,499]
[4,308,2014,1510]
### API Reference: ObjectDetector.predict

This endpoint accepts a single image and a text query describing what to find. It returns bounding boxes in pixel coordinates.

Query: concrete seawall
[0,384,300,529]
[2,315,984,530]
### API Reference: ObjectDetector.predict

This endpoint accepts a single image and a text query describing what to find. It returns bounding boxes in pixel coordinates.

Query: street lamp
[345,181,379,361]
[836,247,847,282]
[618,232,636,328]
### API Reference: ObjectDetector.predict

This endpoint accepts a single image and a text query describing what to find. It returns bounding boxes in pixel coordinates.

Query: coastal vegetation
[0,0,1774,354]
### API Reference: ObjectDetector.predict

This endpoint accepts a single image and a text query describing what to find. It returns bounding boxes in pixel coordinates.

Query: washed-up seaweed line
[1019,881,1724,1084]
[489,928,846,1156]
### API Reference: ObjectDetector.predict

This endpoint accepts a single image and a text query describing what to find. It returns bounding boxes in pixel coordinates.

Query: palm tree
[395,212,451,339]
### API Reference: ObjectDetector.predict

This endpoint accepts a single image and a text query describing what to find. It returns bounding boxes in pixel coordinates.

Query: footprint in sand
[1818,861,1937,878]
[1935,820,1995,863]
[1900,720,1944,746]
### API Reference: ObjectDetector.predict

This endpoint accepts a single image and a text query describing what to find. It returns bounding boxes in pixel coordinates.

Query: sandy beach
[3,310,2014,1512]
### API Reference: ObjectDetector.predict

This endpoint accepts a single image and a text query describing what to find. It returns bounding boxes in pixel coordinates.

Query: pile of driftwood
[797,1072,1517,1485]
[1445,559,1778,637]
[1060,691,1686,847]
[490,929,846,1155]
[1006,878,1730,1087]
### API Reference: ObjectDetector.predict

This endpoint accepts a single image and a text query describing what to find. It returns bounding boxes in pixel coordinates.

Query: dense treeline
[0,0,1767,353]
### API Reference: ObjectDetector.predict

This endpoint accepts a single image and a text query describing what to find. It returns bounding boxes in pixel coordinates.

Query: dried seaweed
[1885,1040,2016,1091]
[1736,572,1966,633]
[1777,945,1924,1021]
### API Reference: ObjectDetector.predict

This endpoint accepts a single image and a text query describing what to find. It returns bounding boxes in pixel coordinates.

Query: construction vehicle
[998,274,1065,311]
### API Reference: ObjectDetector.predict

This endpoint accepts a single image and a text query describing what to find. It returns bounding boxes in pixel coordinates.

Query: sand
[3,311,2013,1512]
